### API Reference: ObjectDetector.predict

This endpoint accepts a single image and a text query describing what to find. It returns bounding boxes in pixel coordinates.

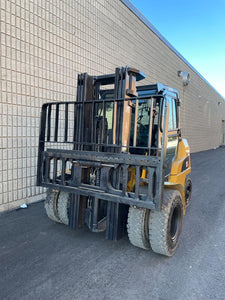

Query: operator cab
[100,83,180,178]
[135,84,180,177]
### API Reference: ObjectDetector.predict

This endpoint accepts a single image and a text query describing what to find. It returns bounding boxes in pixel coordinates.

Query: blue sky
[129,0,225,98]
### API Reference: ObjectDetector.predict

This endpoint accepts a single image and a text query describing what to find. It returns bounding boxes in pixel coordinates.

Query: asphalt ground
[1,148,225,300]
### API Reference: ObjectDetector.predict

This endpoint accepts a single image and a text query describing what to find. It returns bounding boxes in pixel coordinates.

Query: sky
[129,0,225,99]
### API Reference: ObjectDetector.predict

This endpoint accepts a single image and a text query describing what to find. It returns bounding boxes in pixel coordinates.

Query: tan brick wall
[0,0,224,211]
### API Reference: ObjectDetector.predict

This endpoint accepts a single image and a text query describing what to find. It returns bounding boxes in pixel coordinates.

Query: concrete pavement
[1,148,225,300]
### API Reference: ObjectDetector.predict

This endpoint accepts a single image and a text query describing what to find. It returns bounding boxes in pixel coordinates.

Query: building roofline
[121,0,224,100]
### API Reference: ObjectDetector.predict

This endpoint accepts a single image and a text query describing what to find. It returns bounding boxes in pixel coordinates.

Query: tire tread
[57,192,70,225]
[44,189,61,223]
[149,189,183,256]
[127,206,150,250]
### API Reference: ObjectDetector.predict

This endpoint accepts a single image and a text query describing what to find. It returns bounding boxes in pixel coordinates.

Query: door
[165,95,179,177]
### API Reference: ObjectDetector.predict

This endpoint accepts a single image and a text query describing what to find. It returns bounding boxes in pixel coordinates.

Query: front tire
[44,189,61,223]
[149,189,183,256]
[57,192,71,225]
[127,206,150,250]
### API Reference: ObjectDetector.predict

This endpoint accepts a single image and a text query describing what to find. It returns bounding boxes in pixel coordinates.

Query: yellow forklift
[37,67,192,256]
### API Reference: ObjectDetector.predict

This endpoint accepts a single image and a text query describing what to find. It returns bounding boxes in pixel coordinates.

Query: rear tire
[127,206,150,250]
[57,192,71,225]
[44,189,61,223]
[185,177,192,207]
[149,189,183,256]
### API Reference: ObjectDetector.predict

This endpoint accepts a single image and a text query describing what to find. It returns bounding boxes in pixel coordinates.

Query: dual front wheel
[45,182,191,256]
[127,189,184,256]
[44,190,70,225]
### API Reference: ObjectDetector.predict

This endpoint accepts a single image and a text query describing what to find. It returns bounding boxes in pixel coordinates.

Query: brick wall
[0,0,224,211]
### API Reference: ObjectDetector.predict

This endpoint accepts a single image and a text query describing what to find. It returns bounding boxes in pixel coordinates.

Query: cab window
[167,96,177,131]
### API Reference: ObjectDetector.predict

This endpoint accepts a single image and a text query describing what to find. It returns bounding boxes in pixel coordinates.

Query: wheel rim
[170,206,181,242]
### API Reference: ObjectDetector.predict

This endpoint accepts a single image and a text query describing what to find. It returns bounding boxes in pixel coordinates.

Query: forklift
[37,67,192,256]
